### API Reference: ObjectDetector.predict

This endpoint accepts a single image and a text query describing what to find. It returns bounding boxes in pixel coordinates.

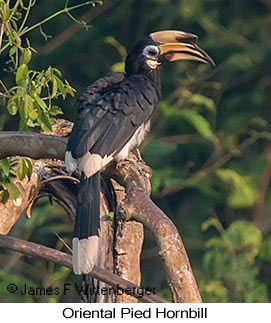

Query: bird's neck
[125,58,162,94]
[144,67,162,94]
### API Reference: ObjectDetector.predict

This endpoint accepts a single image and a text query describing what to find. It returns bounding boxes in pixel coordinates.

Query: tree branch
[106,154,202,303]
[0,131,67,160]
[0,234,166,303]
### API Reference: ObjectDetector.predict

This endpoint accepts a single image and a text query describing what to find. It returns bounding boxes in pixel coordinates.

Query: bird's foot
[135,148,145,164]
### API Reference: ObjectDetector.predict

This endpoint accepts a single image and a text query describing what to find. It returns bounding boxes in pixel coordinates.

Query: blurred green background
[0,0,271,302]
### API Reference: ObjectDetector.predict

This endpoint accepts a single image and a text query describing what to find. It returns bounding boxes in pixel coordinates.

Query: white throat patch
[146,59,160,69]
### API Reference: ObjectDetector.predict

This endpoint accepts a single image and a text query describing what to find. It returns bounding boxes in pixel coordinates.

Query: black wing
[67,73,158,159]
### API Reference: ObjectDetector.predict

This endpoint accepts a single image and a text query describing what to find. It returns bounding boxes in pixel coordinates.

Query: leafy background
[0,0,271,302]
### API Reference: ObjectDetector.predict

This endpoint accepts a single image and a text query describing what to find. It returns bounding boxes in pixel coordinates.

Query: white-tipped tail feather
[72,236,99,275]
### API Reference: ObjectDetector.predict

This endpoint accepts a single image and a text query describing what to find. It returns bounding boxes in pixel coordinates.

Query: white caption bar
[1,303,270,323]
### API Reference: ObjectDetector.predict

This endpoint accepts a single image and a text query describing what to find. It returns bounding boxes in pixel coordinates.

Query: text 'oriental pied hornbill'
[65,30,215,275]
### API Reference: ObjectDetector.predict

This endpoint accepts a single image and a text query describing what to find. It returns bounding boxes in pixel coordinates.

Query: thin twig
[55,232,72,254]
[40,1,113,55]
[1,1,103,54]
[40,175,80,185]
[0,0,10,54]
[0,92,12,98]
[0,23,5,55]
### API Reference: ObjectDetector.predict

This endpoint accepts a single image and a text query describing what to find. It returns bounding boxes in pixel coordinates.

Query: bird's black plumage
[67,72,159,159]
[65,30,214,274]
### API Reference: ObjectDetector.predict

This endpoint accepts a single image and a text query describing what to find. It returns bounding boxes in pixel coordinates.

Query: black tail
[72,172,101,275]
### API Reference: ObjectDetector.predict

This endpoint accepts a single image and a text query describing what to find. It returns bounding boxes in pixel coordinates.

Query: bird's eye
[148,49,158,56]
[143,45,159,58]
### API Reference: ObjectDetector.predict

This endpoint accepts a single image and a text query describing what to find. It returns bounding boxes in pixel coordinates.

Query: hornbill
[65,30,215,275]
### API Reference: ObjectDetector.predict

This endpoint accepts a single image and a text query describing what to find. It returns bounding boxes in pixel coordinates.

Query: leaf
[65,83,76,97]
[0,190,6,202]
[54,76,65,96]
[201,218,224,234]
[32,95,47,110]
[17,158,27,181]
[246,282,269,303]
[259,236,271,262]
[216,168,257,208]
[16,64,28,84]
[190,93,216,113]
[52,68,62,76]
[7,99,18,116]
[21,48,32,65]
[51,77,58,98]
[6,182,21,200]
[179,109,213,138]
[50,105,63,116]
[40,110,52,132]
[19,118,28,131]
[25,159,33,180]
[1,158,10,176]
[199,280,228,303]
[23,94,33,119]
[224,221,262,264]
[111,62,125,73]
[9,46,17,56]
[2,3,10,21]
[159,102,214,139]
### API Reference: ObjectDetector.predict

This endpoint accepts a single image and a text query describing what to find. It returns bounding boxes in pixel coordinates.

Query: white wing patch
[65,151,78,174]
[115,121,150,161]
[65,151,114,178]
[65,121,150,176]
[78,152,114,178]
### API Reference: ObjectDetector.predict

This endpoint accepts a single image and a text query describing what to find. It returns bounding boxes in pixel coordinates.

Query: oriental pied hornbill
[65,30,215,275]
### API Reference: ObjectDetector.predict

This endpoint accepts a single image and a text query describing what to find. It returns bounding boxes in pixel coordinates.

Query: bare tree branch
[0,131,67,160]
[0,234,166,303]
[106,154,202,303]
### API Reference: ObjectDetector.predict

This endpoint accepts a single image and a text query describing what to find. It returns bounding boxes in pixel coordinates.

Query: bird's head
[125,30,215,88]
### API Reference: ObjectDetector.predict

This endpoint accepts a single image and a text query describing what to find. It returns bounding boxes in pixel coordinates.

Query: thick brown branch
[0,131,67,160]
[0,234,166,303]
[107,153,202,303]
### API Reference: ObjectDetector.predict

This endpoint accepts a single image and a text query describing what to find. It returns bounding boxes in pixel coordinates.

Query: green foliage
[0,0,102,131]
[199,280,228,303]
[216,169,257,209]
[201,220,269,302]
[160,101,214,139]
[0,157,32,200]
[8,66,74,131]
[0,0,104,200]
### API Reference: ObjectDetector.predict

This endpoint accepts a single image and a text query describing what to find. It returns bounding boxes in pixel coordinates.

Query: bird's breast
[114,120,150,162]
